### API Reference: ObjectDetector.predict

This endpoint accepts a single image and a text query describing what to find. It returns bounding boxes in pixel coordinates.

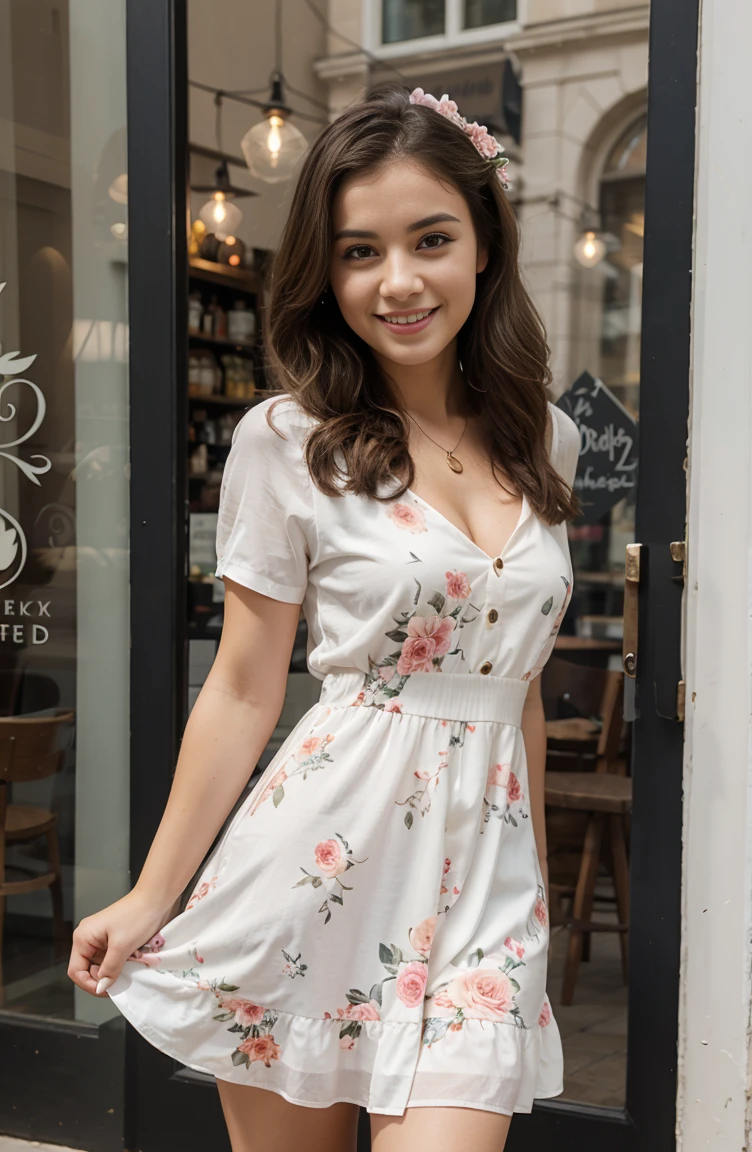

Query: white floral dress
[108,394,580,1117]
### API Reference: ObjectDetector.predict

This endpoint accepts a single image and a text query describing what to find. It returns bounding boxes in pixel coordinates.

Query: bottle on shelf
[227,299,256,344]
[210,295,228,340]
[188,291,203,333]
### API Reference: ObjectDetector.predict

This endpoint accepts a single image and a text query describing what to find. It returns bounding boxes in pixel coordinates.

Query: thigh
[370,1105,513,1152]
[215,1078,360,1152]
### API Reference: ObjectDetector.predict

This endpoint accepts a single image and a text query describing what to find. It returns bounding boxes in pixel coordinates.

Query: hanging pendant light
[240,71,308,184]
[573,229,607,268]
[198,160,243,240]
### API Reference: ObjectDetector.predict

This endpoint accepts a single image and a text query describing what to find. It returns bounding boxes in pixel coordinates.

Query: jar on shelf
[188,354,201,390]
[228,299,256,344]
[198,353,218,395]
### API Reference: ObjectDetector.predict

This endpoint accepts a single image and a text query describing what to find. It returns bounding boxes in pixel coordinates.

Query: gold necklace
[405,409,469,474]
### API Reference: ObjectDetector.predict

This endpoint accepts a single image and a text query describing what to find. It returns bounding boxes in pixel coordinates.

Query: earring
[459,357,489,394]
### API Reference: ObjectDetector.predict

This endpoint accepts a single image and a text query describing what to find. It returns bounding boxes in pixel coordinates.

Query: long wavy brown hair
[264,81,579,524]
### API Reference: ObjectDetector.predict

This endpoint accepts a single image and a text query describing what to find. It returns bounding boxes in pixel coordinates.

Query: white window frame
[364,0,522,58]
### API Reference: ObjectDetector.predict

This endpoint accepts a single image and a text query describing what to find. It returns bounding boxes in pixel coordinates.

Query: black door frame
[125,0,229,1148]
[510,0,699,1147]
[122,1,699,1150]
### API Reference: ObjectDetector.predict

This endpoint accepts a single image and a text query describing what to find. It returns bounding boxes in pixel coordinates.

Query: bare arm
[68,576,301,996]
[521,673,549,906]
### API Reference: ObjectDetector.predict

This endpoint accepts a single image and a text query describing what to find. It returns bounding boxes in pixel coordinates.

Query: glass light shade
[108,173,128,204]
[574,230,607,268]
[240,114,308,184]
[198,193,243,241]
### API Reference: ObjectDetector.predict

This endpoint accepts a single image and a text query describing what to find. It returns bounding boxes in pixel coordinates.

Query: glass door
[123,2,698,1150]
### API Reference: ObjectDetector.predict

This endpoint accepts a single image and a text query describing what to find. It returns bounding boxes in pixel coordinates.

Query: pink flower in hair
[408,87,511,189]
[464,121,499,159]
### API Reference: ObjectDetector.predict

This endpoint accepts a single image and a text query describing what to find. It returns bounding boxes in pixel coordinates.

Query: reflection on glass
[464,0,516,28]
[382,0,445,43]
[543,115,647,1113]
[0,0,129,1031]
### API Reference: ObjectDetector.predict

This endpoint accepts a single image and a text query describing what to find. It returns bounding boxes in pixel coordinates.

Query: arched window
[598,115,647,417]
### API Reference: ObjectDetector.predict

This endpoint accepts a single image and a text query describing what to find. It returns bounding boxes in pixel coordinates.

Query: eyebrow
[333,213,462,242]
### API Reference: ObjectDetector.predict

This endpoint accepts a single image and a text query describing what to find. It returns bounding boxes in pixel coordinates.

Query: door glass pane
[0,0,129,1033]
[464,0,517,29]
[535,115,647,1110]
[382,0,446,43]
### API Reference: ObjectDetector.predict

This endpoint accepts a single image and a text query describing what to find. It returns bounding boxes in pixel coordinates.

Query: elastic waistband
[318,670,529,727]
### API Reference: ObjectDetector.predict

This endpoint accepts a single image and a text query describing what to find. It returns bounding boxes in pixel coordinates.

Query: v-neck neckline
[405,487,531,562]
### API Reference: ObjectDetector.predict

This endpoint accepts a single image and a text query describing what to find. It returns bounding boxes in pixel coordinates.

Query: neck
[376,342,467,423]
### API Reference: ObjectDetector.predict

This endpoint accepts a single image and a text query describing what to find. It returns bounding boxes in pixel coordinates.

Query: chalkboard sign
[556,371,638,524]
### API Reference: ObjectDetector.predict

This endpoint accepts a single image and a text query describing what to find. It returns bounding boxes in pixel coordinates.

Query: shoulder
[230,394,315,464]
[546,399,580,486]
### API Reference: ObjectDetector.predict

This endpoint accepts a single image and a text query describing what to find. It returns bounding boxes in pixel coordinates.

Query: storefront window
[382,0,446,43]
[463,0,516,28]
[0,0,129,1032]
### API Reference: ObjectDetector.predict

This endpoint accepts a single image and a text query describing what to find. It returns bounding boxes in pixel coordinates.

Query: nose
[379,251,424,303]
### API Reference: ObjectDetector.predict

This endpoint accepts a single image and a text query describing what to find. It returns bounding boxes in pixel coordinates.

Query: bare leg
[215,1079,360,1152]
[371,1105,513,1152]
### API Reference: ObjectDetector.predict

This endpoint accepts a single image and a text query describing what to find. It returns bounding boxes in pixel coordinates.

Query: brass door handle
[623,543,642,677]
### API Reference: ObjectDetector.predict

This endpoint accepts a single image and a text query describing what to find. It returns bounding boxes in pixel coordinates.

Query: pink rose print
[507,772,522,804]
[219,998,265,1028]
[445,570,471,599]
[385,701,403,713]
[504,937,526,960]
[396,961,429,1008]
[337,999,380,1021]
[409,915,437,957]
[534,895,548,928]
[186,875,218,910]
[444,857,451,874]
[251,765,288,813]
[238,1035,281,1067]
[340,1035,355,1050]
[446,968,515,1020]
[314,838,348,878]
[397,614,456,674]
[539,1000,552,1027]
[432,988,454,1009]
[387,501,427,534]
[486,762,511,790]
[299,736,321,756]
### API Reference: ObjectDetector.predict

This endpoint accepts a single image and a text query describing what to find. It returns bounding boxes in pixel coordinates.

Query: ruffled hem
[107,963,563,1116]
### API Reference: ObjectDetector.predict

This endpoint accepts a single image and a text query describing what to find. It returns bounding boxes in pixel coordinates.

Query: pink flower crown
[408,88,511,190]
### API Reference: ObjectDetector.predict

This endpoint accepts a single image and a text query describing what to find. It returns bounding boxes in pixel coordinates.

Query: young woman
[68,83,580,1152]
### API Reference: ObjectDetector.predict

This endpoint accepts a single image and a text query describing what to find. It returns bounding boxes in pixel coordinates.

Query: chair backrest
[541,655,611,720]
[0,709,75,784]
[594,671,625,772]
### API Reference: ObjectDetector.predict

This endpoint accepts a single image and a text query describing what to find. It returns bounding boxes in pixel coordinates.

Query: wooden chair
[544,669,630,1006]
[0,709,76,1007]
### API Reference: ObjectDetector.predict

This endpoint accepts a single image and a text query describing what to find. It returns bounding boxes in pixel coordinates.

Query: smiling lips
[375,306,439,334]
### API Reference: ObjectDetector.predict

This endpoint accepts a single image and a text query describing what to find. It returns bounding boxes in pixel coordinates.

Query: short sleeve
[214,399,314,604]
[548,401,580,489]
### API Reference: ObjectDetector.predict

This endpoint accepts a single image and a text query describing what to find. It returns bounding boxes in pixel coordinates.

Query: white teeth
[382,309,434,325]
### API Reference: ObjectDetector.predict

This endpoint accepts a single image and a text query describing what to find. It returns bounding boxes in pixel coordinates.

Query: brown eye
[418,233,452,250]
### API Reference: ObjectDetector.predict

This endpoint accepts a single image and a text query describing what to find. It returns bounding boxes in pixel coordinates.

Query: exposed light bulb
[241,113,308,184]
[198,191,242,240]
[573,230,607,268]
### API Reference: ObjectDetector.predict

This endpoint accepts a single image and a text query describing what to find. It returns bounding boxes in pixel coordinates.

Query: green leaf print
[273,785,285,807]
[468,947,484,968]
[427,590,445,614]
[404,811,414,829]
[541,596,554,615]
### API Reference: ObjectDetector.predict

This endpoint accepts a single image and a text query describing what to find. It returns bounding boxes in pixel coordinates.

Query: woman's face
[328,159,488,371]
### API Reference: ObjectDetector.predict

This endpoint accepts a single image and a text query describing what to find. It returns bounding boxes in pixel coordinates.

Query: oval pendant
[447,453,463,474]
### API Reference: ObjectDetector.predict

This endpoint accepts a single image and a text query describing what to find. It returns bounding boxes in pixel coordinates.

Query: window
[464,0,516,29]
[378,0,517,47]
[382,0,445,43]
